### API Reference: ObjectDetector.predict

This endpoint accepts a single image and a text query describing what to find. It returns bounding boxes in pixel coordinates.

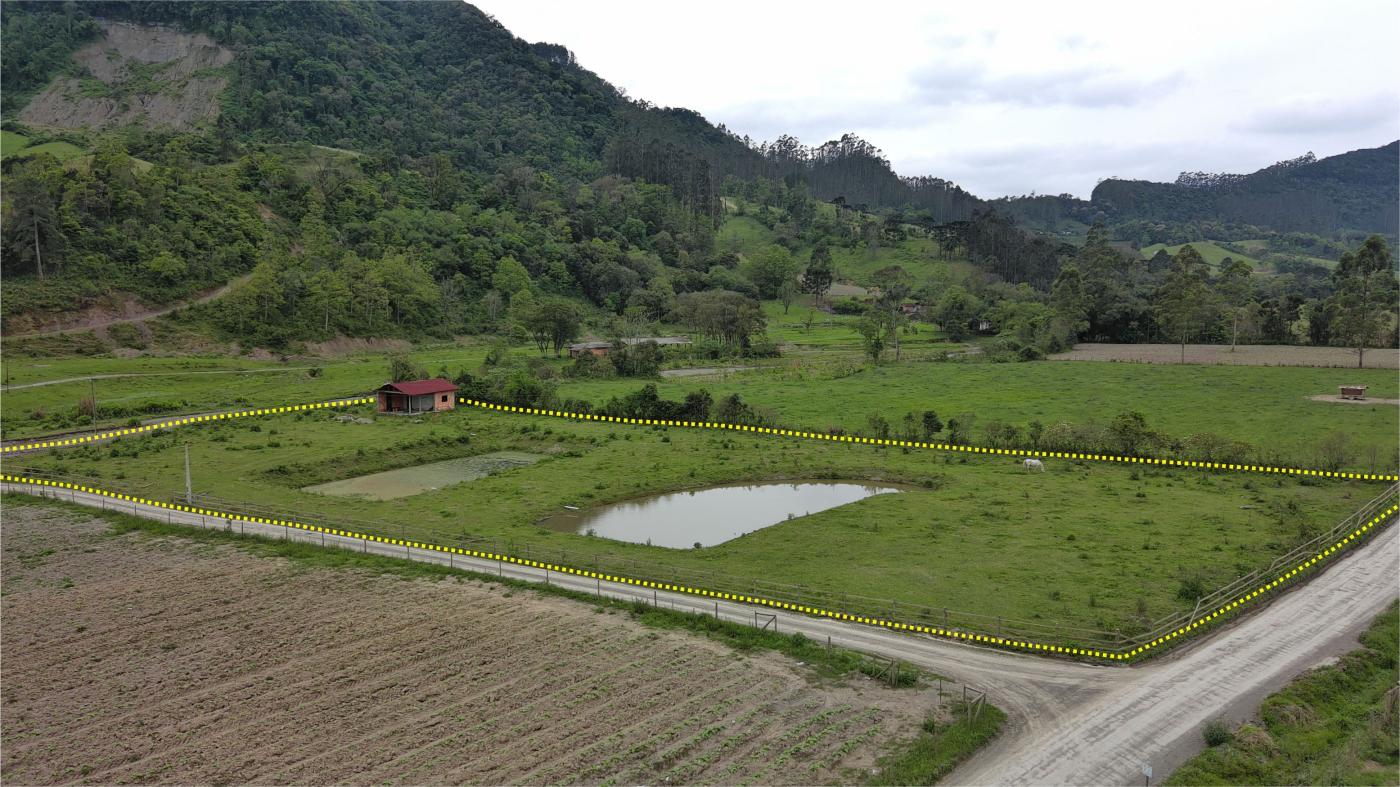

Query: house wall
[377,390,455,413]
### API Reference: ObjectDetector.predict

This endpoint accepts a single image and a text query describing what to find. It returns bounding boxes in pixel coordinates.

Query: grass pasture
[9,140,86,162]
[1140,241,1262,270]
[13,402,1376,644]
[0,129,31,158]
[5,339,1395,473]
[551,359,1399,474]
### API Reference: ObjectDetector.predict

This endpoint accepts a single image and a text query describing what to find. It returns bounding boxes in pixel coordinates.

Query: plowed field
[1,504,935,785]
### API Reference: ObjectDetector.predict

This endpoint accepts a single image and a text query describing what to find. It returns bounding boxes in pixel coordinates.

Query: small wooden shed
[1339,385,1368,400]
[377,378,457,414]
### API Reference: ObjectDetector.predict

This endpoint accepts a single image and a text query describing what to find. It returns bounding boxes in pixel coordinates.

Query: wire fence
[5,464,1395,655]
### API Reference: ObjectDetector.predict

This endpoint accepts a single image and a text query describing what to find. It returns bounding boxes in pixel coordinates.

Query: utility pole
[89,378,98,413]
[184,444,193,502]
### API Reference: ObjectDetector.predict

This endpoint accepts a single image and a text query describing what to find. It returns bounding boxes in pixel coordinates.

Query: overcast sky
[477,0,1399,198]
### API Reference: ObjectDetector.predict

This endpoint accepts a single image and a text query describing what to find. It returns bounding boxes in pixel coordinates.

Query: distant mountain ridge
[1087,143,1399,236]
[4,1,1394,239]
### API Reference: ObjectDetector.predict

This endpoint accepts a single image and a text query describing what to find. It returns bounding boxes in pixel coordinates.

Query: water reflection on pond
[538,481,904,548]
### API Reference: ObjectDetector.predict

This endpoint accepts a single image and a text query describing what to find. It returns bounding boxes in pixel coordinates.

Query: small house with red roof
[376,378,457,414]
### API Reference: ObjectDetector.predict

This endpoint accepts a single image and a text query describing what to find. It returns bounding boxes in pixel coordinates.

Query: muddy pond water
[302,451,544,500]
[538,481,904,548]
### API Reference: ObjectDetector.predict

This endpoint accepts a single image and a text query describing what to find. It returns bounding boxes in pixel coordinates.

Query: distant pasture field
[5,340,1396,473]
[553,360,1399,474]
[1140,241,1262,269]
[12,405,1375,640]
[1051,343,1400,369]
[0,130,32,158]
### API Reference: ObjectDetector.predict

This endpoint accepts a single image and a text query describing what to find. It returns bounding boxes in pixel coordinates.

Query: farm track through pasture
[3,482,1396,784]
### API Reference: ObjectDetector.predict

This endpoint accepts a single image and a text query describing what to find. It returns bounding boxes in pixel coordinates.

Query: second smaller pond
[303,451,544,500]
[538,481,903,549]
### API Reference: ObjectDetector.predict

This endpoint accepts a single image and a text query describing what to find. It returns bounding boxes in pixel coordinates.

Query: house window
[441,394,448,402]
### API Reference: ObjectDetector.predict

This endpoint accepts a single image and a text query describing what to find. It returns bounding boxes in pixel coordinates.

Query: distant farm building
[376,378,457,414]
[568,337,691,358]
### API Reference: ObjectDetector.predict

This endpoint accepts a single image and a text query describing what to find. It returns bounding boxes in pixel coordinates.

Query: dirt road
[5,481,1396,785]
[5,274,250,339]
[2,366,319,391]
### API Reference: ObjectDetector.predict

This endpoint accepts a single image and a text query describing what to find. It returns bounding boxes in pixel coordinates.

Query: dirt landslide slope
[19,21,232,131]
[0,504,934,785]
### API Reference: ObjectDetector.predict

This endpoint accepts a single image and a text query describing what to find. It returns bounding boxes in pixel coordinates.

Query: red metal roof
[378,378,457,395]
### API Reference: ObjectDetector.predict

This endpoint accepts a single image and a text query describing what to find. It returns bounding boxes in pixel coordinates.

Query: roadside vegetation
[870,702,1006,785]
[1167,602,1399,786]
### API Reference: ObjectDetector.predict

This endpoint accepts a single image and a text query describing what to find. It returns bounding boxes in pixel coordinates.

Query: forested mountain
[1093,144,1399,236]
[2,0,1394,361]
[997,144,1399,241]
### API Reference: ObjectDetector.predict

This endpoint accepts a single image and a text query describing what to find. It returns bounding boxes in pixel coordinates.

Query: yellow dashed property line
[5,473,1394,662]
[2,397,376,454]
[455,398,1399,482]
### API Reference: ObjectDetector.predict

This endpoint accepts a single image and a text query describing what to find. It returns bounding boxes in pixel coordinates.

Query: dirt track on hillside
[0,504,937,785]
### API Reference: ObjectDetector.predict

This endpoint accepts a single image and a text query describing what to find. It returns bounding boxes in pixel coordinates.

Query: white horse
[1022,458,1045,473]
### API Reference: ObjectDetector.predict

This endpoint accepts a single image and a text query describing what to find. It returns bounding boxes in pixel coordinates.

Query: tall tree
[854,306,900,364]
[1215,257,1255,351]
[932,286,982,342]
[524,297,585,357]
[1329,236,1398,368]
[744,244,798,299]
[801,244,835,304]
[1154,246,1218,363]
[4,158,64,279]
[1049,264,1090,349]
[872,265,913,360]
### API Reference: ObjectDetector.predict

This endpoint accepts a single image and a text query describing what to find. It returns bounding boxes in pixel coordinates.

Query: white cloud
[476,0,1400,197]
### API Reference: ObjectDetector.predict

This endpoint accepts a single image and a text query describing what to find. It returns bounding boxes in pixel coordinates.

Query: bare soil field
[1,504,936,785]
[1050,343,1400,369]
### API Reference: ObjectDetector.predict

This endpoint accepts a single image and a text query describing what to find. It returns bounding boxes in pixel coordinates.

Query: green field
[1167,602,1399,785]
[9,139,87,162]
[5,335,1395,473]
[718,205,970,288]
[1140,242,1262,269]
[11,403,1373,643]
[551,360,1398,473]
[0,130,31,159]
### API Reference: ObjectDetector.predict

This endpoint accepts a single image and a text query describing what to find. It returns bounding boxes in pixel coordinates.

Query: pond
[537,481,904,548]
[302,451,544,501]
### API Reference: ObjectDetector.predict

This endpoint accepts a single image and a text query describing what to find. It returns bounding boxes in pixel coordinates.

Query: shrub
[1202,718,1234,747]
[1316,431,1352,472]
[1176,574,1208,602]
[831,297,865,315]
